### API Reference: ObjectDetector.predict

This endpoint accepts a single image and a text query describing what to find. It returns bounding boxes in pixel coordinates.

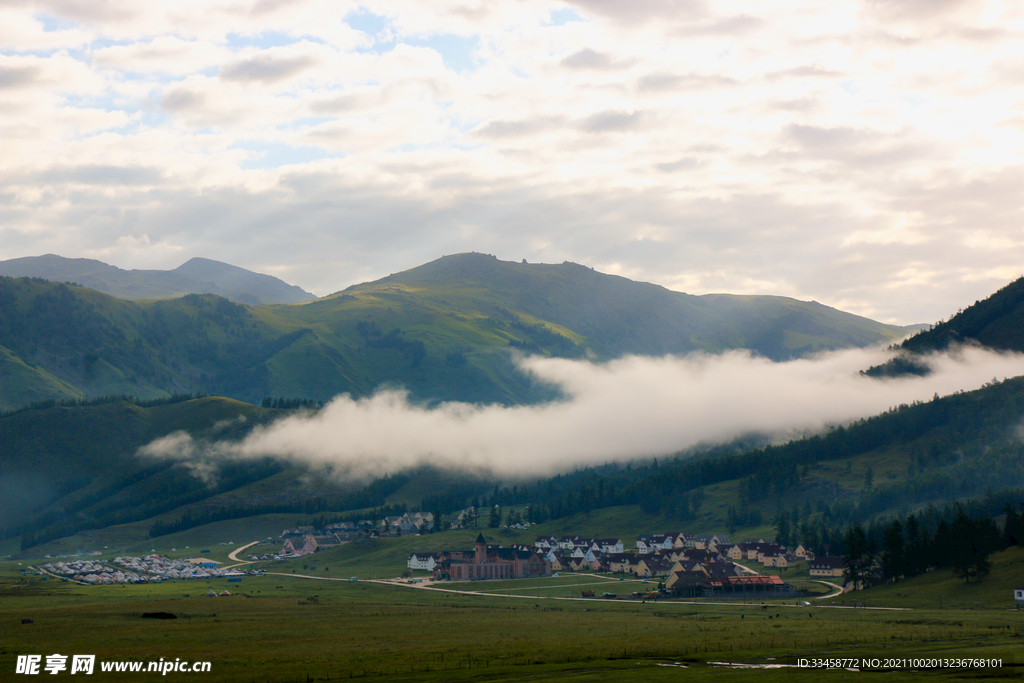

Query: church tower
[475,533,487,564]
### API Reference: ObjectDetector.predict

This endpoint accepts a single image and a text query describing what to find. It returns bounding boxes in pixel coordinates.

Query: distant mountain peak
[0,254,316,305]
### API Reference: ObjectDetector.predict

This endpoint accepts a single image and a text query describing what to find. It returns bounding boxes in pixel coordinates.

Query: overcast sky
[2,0,1022,325]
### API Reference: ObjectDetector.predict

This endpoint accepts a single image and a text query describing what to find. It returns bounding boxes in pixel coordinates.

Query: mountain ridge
[0,252,909,411]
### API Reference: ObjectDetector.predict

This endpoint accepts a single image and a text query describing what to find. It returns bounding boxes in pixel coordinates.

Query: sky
[2,0,1023,325]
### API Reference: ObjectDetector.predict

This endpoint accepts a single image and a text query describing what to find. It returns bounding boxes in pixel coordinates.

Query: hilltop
[361,253,905,359]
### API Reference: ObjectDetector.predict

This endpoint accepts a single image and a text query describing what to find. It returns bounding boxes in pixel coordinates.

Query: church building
[433,533,551,580]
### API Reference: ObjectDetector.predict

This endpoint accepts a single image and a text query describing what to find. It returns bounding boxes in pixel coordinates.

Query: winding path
[810,579,844,600]
[222,540,262,569]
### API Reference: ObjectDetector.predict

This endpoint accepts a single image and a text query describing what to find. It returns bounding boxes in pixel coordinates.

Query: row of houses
[533,533,818,571]
[410,532,819,574]
[531,532,733,555]
[635,533,731,553]
[280,512,439,556]
[535,532,815,562]
[281,512,439,555]
[723,540,810,568]
[380,512,435,536]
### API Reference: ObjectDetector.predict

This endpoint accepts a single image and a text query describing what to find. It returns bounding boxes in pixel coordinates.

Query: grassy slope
[368,253,906,359]
[0,344,83,410]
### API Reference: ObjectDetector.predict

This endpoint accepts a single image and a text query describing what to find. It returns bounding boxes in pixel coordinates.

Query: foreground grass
[3,559,1022,682]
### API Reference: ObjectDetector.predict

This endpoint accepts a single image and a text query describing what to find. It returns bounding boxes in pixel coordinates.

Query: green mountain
[864,276,1024,377]
[363,253,905,359]
[0,254,316,305]
[0,253,908,411]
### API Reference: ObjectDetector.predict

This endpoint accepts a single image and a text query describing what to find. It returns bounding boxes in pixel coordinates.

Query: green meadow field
[3,542,1022,681]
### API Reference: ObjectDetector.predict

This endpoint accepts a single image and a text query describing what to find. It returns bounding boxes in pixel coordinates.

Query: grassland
[3,563,1021,681]
[4,532,1023,682]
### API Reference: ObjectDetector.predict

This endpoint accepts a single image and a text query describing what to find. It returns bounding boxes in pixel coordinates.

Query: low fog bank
[140,346,1024,481]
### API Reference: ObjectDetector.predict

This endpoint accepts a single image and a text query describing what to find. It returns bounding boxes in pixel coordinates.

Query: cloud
[783,123,933,168]
[161,86,205,113]
[865,0,973,21]
[220,53,317,83]
[139,346,1024,482]
[472,116,563,138]
[0,64,42,89]
[635,72,736,91]
[91,36,230,75]
[561,48,632,70]
[578,109,641,133]
[671,14,763,37]
[654,157,702,173]
[38,164,163,186]
[565,0,708,26]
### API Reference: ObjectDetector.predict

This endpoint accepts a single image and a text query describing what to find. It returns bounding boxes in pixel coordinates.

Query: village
[270,510,847,600]
[408,530,847,600]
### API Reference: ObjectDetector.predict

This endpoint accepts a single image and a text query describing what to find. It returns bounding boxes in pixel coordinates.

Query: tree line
[842,497,1023,588]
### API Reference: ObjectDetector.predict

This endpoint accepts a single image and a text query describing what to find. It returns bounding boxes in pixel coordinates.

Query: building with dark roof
[809,556,845,578]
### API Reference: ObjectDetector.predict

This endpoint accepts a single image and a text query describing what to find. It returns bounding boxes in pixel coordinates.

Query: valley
[2,256,1024,681]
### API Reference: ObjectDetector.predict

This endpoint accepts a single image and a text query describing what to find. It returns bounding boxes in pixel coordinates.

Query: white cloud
[140,346,1024,481]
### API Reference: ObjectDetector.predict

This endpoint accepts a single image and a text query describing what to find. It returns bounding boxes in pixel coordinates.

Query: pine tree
[880,519,906,581]
[843,525,872,589]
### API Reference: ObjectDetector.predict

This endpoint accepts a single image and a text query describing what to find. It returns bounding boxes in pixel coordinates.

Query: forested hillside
[865,276,1024,377]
